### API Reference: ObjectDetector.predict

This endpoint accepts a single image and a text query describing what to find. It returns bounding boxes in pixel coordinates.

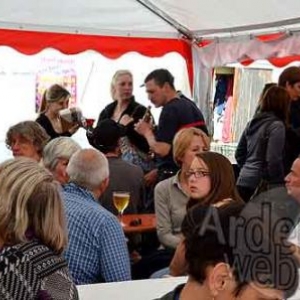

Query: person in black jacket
[278,66,300,173]
[254,69,300,175]
[95,70,157,204]
[235,86,290,202]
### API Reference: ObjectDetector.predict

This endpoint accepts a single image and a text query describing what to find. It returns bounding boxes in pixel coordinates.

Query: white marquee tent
[1,0,300,115]
[1,0,300,62]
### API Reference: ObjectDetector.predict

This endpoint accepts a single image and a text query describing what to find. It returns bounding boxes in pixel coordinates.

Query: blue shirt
[63,183,131,284]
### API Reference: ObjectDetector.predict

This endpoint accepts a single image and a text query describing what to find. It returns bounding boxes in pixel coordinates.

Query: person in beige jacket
[154,127,210,249]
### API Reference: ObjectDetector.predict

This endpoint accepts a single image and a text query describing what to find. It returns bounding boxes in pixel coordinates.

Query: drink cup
[113,191,130,225]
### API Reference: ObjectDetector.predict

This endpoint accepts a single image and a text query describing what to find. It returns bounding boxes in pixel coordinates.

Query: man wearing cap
[88,119,145,214]
[135,68,209,182]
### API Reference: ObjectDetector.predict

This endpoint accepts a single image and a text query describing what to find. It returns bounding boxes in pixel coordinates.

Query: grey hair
[66,148,109,189]
[43,137,81,171]
[5,121,50,157]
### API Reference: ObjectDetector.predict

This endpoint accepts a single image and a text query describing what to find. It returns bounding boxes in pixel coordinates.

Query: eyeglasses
[185,170,210,178]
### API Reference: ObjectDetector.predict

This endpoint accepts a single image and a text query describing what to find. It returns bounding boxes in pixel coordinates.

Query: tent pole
[134,0,195,41]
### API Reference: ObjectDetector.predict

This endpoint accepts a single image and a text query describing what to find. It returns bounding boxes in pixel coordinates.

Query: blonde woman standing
[0,158,78,299]
[96,70,155,175]
[95,70,156,211]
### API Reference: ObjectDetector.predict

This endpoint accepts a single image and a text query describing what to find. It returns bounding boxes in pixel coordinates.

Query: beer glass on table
[113,191,130,225]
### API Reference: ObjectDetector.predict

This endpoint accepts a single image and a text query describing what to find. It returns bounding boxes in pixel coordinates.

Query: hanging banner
[35,57,77,112]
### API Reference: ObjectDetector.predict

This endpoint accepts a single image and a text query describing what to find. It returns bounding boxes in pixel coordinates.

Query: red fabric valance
[0,28,194,88]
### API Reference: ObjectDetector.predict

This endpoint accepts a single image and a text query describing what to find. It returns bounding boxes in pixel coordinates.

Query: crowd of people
[1,66,300,299]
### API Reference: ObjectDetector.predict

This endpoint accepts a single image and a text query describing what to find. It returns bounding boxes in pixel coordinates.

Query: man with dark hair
[135,68,209,182]
[143,68,176,90]
[156,202,299,299]
[278,66,300,130]
[278,66,300,174]
[88,119,145,214]
[278,66,300,100]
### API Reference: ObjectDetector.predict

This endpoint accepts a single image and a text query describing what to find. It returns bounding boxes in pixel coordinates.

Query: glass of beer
[113,191,130,225]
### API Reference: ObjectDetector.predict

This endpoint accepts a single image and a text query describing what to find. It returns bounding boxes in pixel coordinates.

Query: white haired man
[63,148,131,284]
[286,156,300,202]
[286,156,300,249]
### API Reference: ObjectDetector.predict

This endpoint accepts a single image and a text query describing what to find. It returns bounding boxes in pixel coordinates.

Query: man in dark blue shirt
[278,66,300,131]
[135,69,209,182]
[278,66,300,173]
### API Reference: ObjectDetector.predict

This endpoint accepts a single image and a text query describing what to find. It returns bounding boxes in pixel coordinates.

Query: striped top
[0,240,78,300]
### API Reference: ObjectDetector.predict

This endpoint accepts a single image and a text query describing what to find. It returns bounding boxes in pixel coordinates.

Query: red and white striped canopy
[1,0,300,68]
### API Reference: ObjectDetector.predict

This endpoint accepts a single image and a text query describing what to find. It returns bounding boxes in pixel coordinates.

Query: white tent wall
[193,34,300,68]
[192,45,212,128]
[0,47,190,162]
[192,33,300,133]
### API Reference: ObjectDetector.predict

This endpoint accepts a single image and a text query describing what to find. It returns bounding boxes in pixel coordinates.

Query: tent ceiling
[1,0,300,39]
[152,0,300,37]
[1,0,300,74]
[0,0,178,38]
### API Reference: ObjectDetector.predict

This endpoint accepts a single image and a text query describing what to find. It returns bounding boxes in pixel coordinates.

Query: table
[121,214,156,234]
[77,276,187,300]
[77,274,300,300]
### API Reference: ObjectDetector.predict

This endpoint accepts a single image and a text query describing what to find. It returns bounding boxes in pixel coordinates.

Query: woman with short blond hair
[155,127,210,250]
[172,127,210,165]
[0,157,78,299]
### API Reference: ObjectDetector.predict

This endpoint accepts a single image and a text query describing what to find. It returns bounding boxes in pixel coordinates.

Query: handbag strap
[259,121,274,180]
